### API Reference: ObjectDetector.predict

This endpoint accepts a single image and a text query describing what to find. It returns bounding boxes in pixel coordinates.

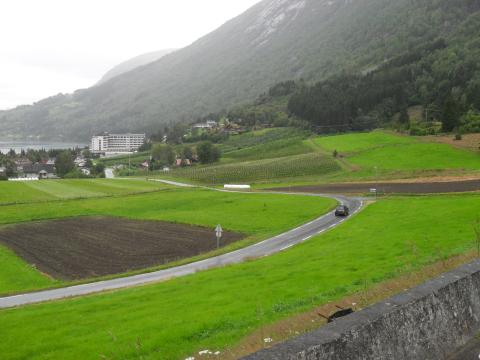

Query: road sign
[215,224,223,249]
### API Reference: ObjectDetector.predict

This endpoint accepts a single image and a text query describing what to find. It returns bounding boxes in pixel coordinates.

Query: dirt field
[273,179,480,195]
[0,217,244,280]
[425,133,480,152]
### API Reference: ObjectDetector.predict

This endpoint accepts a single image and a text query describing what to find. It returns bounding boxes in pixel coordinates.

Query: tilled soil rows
[0,217,244,280]
[273,179,480,195]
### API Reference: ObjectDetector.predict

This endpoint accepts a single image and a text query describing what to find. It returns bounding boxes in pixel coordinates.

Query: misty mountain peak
[247,0,307,47]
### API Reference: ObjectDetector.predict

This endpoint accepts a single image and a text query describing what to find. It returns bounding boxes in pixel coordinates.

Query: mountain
[97,49,175,85]
[1,0,480,141]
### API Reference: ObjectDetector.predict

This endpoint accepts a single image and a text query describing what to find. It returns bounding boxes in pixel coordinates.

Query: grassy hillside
[2,0,480,140]
[314,131,480,178]
[315,131,417,153]
[0,194,478,359]
[162,152,341,185]
[153,130,479,185]
[0,188,335,294]
[220,128,312,162]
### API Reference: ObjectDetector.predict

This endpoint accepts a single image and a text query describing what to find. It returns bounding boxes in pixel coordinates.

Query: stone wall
[244,260,480,360]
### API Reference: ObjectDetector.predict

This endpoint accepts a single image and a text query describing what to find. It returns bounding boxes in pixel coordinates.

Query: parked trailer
[224,184,251,190]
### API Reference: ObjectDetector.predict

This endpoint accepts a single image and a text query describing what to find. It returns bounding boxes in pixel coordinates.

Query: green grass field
[315,131,480,171]
[350,142,480,170]
[221,137,314,163]
[0,179,169,204]
[314,131,417,153]
[99,151,150,167]
[0,188,335,294]
[314,131,480,178]
[0,194,478,359]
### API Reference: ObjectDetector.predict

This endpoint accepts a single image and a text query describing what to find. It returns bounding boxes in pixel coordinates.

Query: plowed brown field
[0,217,244,280]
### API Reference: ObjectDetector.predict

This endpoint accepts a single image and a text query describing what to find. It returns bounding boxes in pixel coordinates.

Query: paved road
[0,191,362,309]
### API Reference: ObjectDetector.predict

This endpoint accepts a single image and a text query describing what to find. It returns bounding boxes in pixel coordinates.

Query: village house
[23,164,56,179]
[193,120,217,129]
[140,160,150,170]
[14,158,33,172]
[175,158,192,167]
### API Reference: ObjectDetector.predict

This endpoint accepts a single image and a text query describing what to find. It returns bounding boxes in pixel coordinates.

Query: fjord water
[0,141,86,154]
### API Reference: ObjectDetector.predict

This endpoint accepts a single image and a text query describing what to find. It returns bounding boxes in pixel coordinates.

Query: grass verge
[0,194,478,359]
[0,188,336,295]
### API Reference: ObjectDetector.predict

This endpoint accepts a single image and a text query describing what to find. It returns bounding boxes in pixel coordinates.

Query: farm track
[0,182,363,309]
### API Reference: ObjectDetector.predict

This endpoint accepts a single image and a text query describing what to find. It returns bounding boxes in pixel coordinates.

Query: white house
[193,120,217,129]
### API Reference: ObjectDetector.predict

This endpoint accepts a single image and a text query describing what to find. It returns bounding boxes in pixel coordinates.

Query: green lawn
[221,137,314,163]
[0,179,169,204]
[0,245,57,293]
[0,182,53,203]
[0,188,335,294]
[314,131,480,177]
[350,142,480,170]
[99,151,150,167]
[1,194,478,360]
[314,131,418,153]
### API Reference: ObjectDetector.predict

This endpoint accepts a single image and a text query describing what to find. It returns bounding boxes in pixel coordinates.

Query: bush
[197,142,221,164]
[64,169,91,179]
[459,111,480,133]
[55,151,75,177]
[151,144,175,169]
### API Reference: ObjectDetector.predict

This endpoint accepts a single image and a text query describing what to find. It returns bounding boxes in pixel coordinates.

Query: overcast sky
[0,0,261,110]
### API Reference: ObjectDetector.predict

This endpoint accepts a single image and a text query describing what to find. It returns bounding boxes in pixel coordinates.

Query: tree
[168,123,187,144]
[197,142,221,164]
[55,151,75,177]
[138,141,152,152]
[442,96,460,132]
[91,162,105,177]
[399,108,410,124]
[151,144,175,169]
[182,146,194,161]
[0,157,17,178]
[82,149,93,159]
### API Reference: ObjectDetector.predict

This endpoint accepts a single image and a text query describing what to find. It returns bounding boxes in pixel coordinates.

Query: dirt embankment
[0,217,244,280]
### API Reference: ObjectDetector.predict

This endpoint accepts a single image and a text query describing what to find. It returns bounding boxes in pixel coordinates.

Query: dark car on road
[335,205,350,217]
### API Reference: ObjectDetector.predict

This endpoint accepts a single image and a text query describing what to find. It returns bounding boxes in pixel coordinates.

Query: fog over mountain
[1,0,479,141]
[97,49,176,85]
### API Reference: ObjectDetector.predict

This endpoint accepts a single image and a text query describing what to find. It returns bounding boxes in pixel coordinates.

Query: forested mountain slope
[1,0,479,141]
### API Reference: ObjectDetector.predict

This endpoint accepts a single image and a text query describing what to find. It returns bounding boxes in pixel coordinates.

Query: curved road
[0,190,362,309]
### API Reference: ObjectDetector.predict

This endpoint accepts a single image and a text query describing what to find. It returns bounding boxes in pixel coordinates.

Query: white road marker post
[215,224,223,249]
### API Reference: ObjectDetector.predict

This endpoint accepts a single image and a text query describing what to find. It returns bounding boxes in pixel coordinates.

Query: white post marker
[215,224,223,249]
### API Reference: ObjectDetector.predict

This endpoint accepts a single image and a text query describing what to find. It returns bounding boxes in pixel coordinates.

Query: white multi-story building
[91,133,146,154]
